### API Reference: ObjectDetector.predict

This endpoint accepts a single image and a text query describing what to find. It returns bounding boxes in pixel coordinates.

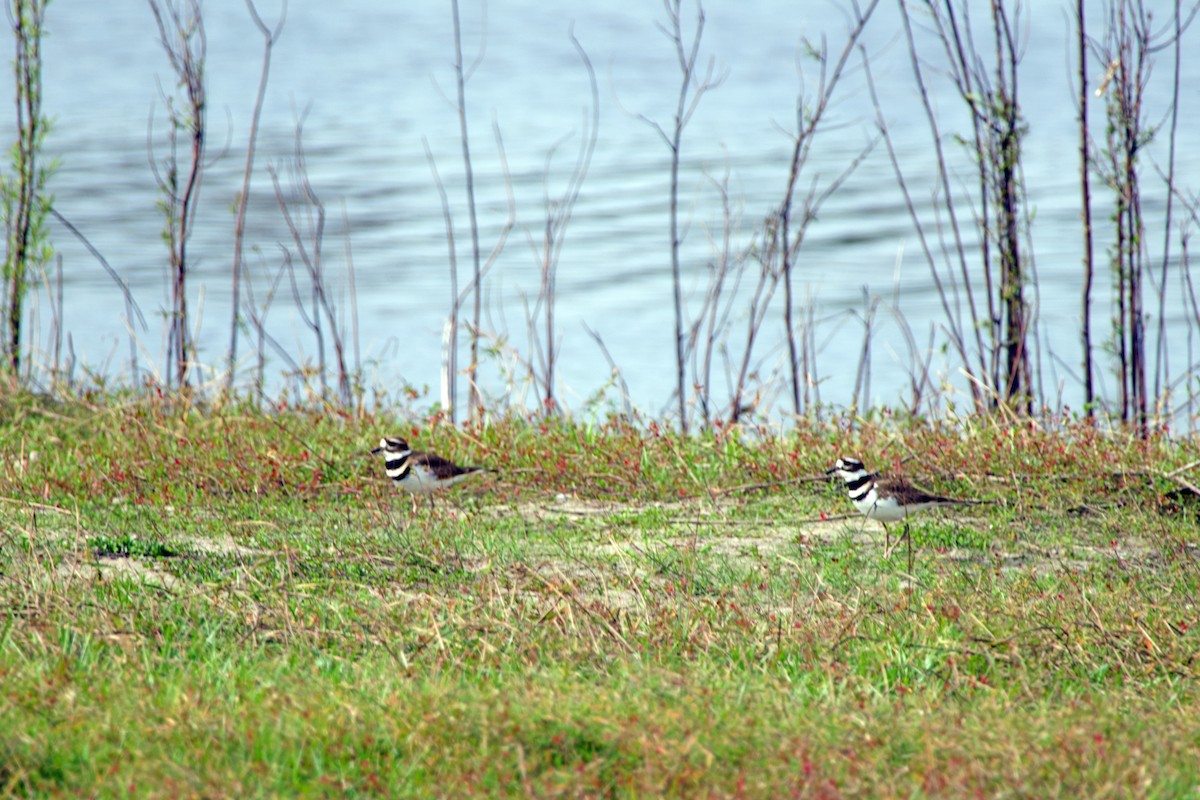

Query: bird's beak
[825,465,838,475]
[370,446,383,454]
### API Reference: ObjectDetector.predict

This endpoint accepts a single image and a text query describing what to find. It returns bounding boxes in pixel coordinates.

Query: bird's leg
[905,521,913,576]
[882,522,896,558]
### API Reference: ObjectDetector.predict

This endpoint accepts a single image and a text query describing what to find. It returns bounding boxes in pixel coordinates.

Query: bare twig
[776,1,879,418]
[450,0,484,421]
[226,0,286,392]
[583,323,633,417]
[267,110,354,406]
[1076,0,1097,417]
[642,0,727,433]
[148,0,207,390]
[3,0,52,378]
[524,27,598,415]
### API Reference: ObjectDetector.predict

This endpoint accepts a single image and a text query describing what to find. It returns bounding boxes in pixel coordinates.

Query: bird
[370,436,490,510]
[826,456,966,566]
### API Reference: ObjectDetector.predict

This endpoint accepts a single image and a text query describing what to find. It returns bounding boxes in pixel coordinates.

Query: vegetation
[1,390,1198,796]
[2,3,1199,791]
[2,1,1196,430]
[147,0,207,391]
[1,0,53,378]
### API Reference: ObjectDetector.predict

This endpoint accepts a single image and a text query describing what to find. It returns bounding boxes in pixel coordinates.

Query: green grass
[1,389,1198,796]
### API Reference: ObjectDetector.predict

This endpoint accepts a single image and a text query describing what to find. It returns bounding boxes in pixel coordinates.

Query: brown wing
[877,475,960,505]
[412,451,485,481]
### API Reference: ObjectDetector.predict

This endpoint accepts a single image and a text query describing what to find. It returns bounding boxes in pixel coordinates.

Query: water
[15,1,1200,420]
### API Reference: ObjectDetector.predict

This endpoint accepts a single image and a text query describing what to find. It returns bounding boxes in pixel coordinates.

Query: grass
[1,388,1198,796]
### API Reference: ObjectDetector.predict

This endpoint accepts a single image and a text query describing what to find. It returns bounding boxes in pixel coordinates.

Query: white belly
[397,466,437,494]
[854,494,911,522]
[397,466,472,495]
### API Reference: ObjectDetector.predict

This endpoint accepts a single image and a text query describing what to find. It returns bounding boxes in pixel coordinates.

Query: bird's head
[371,436,410,456]
[826,456,868,480]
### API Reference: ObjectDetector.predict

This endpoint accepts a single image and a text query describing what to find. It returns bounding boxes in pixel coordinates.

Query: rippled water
[18,1,1200,420]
